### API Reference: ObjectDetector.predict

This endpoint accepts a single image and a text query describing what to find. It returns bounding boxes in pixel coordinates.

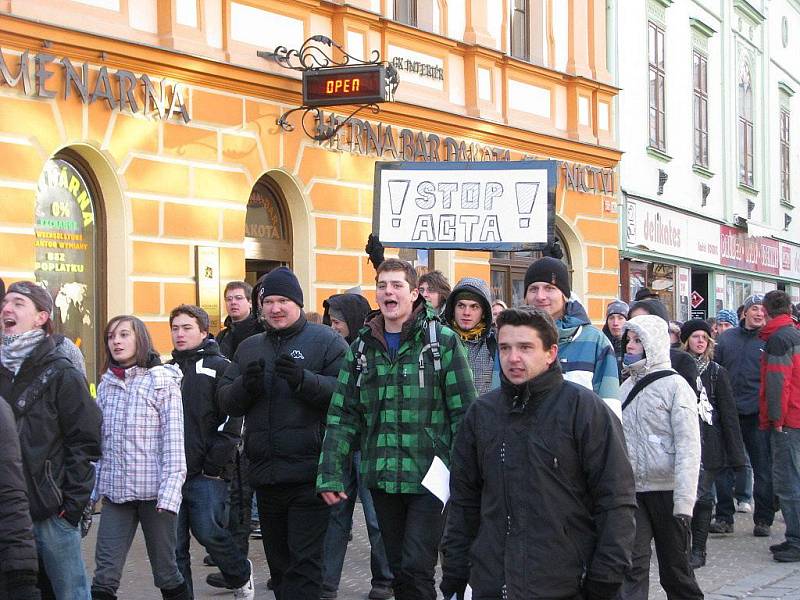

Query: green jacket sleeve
[316,347,360,493]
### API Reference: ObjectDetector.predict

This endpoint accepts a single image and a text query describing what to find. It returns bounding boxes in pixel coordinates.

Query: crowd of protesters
[1,238,800,600]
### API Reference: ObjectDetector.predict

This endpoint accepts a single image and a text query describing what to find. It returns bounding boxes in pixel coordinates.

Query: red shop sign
[719,225,780,276]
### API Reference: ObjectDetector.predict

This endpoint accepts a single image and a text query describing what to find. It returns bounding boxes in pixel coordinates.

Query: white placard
[421,456,451,511]
[374,161,556,250]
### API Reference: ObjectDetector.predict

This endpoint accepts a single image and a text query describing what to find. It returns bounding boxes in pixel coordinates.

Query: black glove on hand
[439,576,468,600]
[275,353,304,390]
[243,359,265,396]
[583,579,621,600]
[365,233,385,269]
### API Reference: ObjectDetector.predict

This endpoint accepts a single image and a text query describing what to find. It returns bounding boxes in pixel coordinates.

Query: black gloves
[583,579,621,600]
[542,239,564,259]
[275,353,304,390]
[439,576,468,599]
[365,233,385,270]
[243,359,265,396]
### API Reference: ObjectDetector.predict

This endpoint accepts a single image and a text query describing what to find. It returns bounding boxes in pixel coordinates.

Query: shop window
[394,0,417,26]
[511,0,530,61]
[726,277,752,312]
[781,108,791,204]
[693,50,709,168]
[34,153,104,394]
[490,234,571,307]
[623,260,675,317]
[738,63,754,187]
[648,20,666,152]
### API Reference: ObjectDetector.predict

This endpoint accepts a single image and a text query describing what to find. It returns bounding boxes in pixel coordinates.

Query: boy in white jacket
[617,314,702,600]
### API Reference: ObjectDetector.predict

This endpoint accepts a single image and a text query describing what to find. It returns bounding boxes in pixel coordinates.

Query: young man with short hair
[218,268,348,600]
[216,281,263,360]
[441,307,636,600]
[0,282,102,598]
[317,259,477,600]
[759,291,800,562]
[524,257,620,416]
[168,305,253,600]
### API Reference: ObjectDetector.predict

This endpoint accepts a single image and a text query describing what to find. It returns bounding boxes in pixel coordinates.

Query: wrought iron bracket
[259,35,399,142]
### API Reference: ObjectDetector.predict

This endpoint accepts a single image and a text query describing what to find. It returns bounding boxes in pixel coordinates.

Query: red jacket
[759,314,800,429]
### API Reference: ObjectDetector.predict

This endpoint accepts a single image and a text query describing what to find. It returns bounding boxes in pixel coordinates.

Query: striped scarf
[1,329,45,375]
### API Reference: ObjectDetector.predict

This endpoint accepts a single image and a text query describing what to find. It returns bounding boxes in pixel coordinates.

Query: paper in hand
[421,455,450,512]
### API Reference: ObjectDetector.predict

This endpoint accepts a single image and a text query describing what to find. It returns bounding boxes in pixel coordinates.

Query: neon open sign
[302,65,387,107]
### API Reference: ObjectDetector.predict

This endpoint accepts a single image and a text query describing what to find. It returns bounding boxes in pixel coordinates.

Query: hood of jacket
[443,277,493,335]
[322,293,372,344]
[759,314,794,341]
[171,335,224,367]
[624,314,671,374]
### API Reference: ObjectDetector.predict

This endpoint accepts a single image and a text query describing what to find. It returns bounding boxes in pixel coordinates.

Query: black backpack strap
[622,370,677,411]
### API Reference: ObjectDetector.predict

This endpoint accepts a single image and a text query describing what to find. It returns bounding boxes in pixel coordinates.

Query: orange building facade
[0,0,621,385]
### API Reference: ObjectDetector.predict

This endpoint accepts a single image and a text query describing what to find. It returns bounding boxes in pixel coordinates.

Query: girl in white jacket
[90,316,188,600]
[617,314,702,600]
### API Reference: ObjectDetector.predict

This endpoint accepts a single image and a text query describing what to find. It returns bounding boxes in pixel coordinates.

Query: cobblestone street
[80,507,800,599]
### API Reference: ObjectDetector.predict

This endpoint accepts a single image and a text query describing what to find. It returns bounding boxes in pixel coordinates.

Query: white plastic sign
[373,161,556,250]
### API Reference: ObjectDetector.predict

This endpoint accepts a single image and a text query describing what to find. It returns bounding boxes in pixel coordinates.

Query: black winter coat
[699,362,746,470]
[170,337,243,481]
[442,365,637,600]
[216,313,264,360]
[715,323,765,415]
[218,314,348,487]
[0,399,38,576]
[0,336,102,524]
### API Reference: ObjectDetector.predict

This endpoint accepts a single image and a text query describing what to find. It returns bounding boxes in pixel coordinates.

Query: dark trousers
[177,476,250,598]
[321,452,392,594]
[228,450,253,557]
[370,489,444,600]
[715,413,775,526]
[255,482,330,600]
[691,467,718,554]
[618,491,703,600]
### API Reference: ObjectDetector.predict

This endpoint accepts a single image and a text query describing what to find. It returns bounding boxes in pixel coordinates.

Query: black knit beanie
[680,319,711,344]
[524,257,570,298]
[257,267,304,308]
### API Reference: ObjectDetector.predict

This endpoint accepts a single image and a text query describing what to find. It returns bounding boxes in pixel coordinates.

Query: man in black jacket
[0,281,101,598]
[712,294,774,537]
[218,268,348,600]
[216,281,264,360]
[441,307,636,600]
[0,398,41,599]
[168,305,253,600]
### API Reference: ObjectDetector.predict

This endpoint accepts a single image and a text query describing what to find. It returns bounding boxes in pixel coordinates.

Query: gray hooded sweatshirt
[619,314,701,516]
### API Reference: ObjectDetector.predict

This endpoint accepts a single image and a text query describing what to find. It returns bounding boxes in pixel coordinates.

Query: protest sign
[373,161,556,250]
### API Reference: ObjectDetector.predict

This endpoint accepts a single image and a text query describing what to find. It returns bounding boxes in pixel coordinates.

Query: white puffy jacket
[620,315,701,516]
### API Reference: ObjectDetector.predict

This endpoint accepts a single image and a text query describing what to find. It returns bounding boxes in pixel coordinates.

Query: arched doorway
[34,149,106,395]
[244,174,293,286]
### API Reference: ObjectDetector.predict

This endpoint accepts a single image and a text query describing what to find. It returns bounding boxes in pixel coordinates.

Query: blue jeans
[177,475,251,598]
[772,428,800,548]
[33,515,91,600]
[715,413,774,525]
[321,452,392,594]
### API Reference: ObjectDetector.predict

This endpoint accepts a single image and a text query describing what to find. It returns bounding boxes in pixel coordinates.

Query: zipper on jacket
[500,440,512,535]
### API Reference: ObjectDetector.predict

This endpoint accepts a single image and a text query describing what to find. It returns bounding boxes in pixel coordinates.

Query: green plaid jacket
[316,302,477,494]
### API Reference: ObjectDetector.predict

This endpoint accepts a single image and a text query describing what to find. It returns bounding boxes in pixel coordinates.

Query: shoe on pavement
[267,577,273,590]
[736,500,753,513]
[233,560,255,600]
[250,528,262,539]
[771,541,792,554]
[206,571,234,590]
[320,591,338,599]
[368,585,394,599]
[709,521,734,534]
[689,550,706,569]
[754,523,772,537]
[203,554,216,567]
[774,546,800,562]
